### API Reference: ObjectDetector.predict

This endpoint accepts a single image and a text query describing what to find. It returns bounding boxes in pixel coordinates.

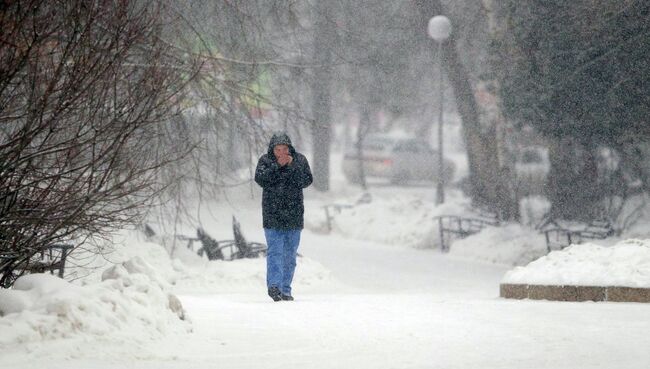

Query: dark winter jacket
[255,132,313,230]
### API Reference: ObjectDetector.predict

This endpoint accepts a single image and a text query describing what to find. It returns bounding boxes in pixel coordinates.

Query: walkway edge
[500,284,650,303]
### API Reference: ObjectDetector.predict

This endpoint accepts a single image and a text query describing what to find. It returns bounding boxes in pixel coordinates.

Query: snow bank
[305,192,470,249]
[66,236,188,285]
[502,239,650,287]
[449,224,548,266]
[0,256,190,346]
[74,230,340,295]
[304,191,552,266]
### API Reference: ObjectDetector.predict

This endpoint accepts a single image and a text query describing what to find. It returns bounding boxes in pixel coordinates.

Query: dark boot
[268,287,282,302]
[281,294,294,301]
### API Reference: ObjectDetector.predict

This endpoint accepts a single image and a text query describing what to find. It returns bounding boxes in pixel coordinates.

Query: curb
[500,284,650,303]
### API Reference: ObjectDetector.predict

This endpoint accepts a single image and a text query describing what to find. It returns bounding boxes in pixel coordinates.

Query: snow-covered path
[162,292,648,369]
[139,234,648,369]
[299,231,506,297]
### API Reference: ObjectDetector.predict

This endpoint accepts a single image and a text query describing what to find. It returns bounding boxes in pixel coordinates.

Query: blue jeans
[264,228,301,295]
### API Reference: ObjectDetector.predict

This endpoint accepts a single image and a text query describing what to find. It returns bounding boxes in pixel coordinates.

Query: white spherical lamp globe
[428,16,452,42]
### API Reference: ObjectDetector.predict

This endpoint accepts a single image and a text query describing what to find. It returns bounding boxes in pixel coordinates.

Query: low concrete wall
[500,284,650,303]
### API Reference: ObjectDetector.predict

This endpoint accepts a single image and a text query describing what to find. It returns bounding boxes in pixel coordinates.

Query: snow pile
[502,239,650,287]
[304,190,551,266]
[0,256,190,345]
[449,223,548,266]
[77,231,340,295]
[66,236,188,285]
[173,256,338,294]
[305,192,470,249]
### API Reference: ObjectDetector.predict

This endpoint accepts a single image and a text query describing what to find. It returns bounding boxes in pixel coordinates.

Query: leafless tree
[0,0,197,286]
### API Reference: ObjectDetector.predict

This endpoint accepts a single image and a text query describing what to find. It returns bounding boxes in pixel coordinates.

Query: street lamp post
[428,16,451,205]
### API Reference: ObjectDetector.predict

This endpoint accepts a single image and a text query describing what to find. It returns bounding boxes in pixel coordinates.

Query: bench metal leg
[58,249,69,278]
[438,217,448,252]
[324,207,332,233]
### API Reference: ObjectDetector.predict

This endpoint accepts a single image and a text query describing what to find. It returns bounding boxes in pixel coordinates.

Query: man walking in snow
[255,132,313,302]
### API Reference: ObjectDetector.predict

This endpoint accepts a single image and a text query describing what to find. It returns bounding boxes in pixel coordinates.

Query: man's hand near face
[277,155,293,166]
[274,144,293,167]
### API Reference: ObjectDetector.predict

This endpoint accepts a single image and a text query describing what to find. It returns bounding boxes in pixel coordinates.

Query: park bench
[0,243,74,288]
[433,208,501,252]
[322,192,372,232]
[541,219,615,252]
[231,217,267,258]
[170,216,267,261]
[143,222,225,259]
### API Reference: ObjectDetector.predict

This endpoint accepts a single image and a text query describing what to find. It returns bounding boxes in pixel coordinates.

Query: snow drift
[502,239,650,287]
[0,256,190,345]
[305,192,470,249]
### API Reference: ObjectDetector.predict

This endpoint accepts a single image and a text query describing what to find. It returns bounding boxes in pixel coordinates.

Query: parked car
[342,134,456,185]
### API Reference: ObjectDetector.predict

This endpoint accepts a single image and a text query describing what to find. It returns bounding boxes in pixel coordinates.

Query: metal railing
[434,214,500,252]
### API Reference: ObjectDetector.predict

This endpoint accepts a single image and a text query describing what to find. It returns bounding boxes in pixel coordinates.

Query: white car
[342,134,455,185]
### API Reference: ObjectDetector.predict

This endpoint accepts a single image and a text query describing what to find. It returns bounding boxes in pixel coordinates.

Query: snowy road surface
[4,229,650,369]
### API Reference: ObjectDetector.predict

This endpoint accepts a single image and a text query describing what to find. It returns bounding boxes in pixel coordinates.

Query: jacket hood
[267,131,296,156]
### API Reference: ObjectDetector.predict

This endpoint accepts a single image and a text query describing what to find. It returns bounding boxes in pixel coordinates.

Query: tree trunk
[415,0,519,220]
[478,0,520,221]
[547,137,602,221]
[355,105,371,191]
[310,1,334,192]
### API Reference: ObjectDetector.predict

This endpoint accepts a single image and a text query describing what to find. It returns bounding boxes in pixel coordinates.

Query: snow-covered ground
[2,216,650,368]
[2,142,650,368]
